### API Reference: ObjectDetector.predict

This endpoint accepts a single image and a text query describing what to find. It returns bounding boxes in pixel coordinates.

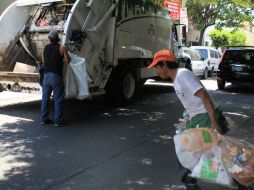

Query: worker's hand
[211,123,222,134]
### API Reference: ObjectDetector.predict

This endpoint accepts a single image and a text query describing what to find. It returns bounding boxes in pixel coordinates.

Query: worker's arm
[195,88,220,132]
[60,45,71,64]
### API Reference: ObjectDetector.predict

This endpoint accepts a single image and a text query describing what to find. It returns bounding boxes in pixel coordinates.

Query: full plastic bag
[64,64,78,98]
[180,128,219,152]
[174,134,202,170]
[220,136,254,186]
[191,146,233,186]
[64,53,90,100]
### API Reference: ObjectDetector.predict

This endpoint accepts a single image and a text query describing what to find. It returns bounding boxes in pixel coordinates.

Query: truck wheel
[203,67,208,79]
[110,68,136,105]
[217,79,225,90]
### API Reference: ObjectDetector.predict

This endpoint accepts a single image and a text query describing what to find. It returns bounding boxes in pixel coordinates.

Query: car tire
[208,67,214,77]
[202,67,208,79]
[217,79,225,90]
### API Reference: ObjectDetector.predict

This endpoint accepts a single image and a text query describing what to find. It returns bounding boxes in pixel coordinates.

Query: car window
[217,52,221,58]
[223,50,254,64]
[210,50,215,58]
[195,49,208,59]
[183,50,190,56]
[184,50,202,61]
[215,51,219,58]
[192,50,203,60]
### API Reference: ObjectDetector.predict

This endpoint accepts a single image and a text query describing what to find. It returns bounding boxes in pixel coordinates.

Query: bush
[209,29,246,49]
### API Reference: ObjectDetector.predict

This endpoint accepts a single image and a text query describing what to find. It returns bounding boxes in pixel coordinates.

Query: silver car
[179,47,209,79]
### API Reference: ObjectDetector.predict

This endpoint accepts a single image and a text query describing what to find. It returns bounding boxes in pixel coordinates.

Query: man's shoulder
[60,45,68,51]
[177,68,194,78]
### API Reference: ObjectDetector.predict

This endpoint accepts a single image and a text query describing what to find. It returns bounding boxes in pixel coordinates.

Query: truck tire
[109,68,136,105]
[217,79,225,90]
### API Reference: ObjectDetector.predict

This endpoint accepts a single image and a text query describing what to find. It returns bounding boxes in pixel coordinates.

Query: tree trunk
[198,28,206,45]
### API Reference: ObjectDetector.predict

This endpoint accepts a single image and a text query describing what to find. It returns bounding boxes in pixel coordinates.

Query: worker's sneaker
[170,185,186,190]
[181,170,201,190]
[41,119,53,125]
[185,183,201,190]
[54,121,64,127]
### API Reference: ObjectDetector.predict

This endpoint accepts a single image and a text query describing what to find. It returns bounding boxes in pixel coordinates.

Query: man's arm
[195,88,220,131]
[60,45,70,64]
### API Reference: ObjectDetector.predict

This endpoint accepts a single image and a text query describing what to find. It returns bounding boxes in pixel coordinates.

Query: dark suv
[217,46,254,89]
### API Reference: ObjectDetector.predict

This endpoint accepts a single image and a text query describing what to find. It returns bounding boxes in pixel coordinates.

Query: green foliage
[185,0,254,44]
[229,30,247,46]
[209,29,246,49]
[209,30,229,49]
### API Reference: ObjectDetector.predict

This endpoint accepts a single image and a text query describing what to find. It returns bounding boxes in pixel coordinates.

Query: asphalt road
[0,78,254,190]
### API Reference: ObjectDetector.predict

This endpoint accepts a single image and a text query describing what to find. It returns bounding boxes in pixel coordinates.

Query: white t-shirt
[173,68,209,119]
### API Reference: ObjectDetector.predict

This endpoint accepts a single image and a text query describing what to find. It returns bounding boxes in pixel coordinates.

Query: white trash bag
[64,53,91,100]
[174,135,202,170]
[64,64,78,98]
[191,146,233,186]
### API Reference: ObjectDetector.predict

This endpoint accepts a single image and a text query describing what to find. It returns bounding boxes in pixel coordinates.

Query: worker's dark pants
[41,72,64,123]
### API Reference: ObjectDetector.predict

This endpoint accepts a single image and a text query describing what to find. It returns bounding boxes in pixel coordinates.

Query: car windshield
[195,49,208,59]
[224,50,254,64]
[184,49,202,61]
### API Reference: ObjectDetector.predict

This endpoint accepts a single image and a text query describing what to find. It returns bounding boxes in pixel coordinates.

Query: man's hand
[211,122,222,134]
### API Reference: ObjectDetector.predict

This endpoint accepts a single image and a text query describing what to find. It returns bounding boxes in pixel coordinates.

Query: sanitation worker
[40,30,70,127]
[147,49,228,190]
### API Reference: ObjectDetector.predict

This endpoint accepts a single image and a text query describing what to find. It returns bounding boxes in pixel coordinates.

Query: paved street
[0,78,254,190]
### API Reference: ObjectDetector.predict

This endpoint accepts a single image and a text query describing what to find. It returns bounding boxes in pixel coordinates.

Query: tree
[185,0,254,45]
[229,30,246,46]
[209,30,229,49]
[209,29,246,49]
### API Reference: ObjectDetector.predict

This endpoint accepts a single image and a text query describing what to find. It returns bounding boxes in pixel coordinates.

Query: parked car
[217,46,254,89]
[191,46,221,74]
[179,47,209,79]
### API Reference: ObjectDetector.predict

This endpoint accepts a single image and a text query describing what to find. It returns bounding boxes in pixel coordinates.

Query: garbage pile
[174,125,254,187]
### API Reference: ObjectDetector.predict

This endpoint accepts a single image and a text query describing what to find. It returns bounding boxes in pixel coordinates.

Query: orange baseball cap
[147,50,177,68]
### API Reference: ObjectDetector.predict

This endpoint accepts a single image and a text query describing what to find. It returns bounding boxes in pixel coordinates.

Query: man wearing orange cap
[148,49,228,190]
[147,49,226,132]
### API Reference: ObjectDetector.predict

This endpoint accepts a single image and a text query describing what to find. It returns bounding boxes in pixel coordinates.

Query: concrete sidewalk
[0,91,41,107]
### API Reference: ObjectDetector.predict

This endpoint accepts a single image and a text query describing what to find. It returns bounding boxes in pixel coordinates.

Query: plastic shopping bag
[191,146,233,186]
[174,135,202,170]
[180,128,219,152]
[220,136,254,186]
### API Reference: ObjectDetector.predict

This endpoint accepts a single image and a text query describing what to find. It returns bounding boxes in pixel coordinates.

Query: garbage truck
[0,0,187,104]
